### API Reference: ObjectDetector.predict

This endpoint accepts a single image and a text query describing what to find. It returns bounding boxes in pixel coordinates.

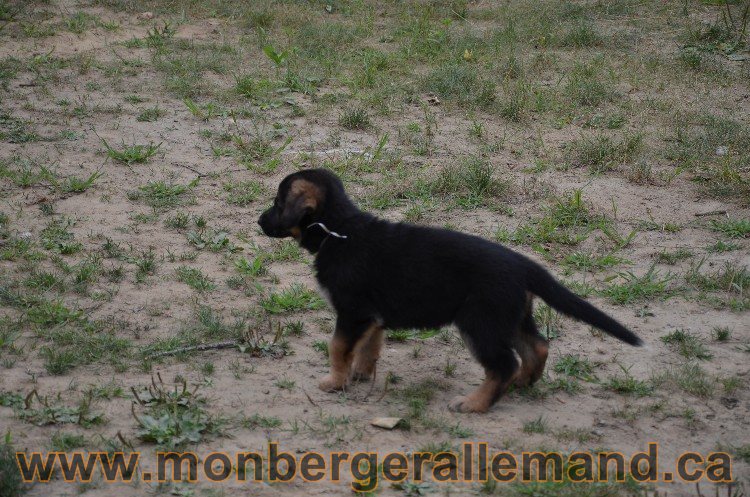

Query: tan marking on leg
[449,368,519,413]
[530,339,549,384]
[512,297,546,388]
[514,330,551,388]
[318,333,354,392]
[352,325,384,381]
[289,226,301,239]
[513,338,538,388]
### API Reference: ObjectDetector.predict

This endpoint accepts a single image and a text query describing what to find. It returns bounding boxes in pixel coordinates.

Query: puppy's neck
[300,222,346,254]
[298,195,363,254]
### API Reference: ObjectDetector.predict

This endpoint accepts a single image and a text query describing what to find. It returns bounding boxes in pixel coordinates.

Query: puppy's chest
[315,279,334,307]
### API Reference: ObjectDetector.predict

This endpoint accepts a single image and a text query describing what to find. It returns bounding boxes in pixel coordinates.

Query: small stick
[172,162,208,178]
[147,340,239,358]
[302,389,318,407]
[116,430,134,450]
[694,210,727,217]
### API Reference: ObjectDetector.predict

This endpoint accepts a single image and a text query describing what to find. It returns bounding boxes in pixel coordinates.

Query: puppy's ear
[280,179,322,228]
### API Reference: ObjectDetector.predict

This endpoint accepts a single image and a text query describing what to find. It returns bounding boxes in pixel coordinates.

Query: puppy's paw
[352,361,375,382]
[512,376,530,389]
[448,395,469,412]
[351,370,372,382]
[318,375,346,392]
[448,395,489,413]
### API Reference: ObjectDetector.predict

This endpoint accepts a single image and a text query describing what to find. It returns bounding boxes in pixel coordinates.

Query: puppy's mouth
[257,212,284,238]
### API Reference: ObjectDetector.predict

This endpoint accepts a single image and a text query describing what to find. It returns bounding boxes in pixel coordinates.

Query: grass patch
[430,156,509,209]
[0,155,52,187]
[652,363,713,398]
[398,380,441,421]
[175,266,215,292]
[566,60,613,107]
[242,413,282,430]
[38,319,131,374]
[51,431,86,451]
[661,329,712,360]
[0,113,38,143]
[604,371,653,397]
[561,22,602,48]
[103,140,161,164]
[685,260,750,308]
[522,415,547,434]
[132,377,223,449]
[567,134,642,174]
[234,256,268,278]
[603,267,673,305]
[710,218,750,238]
[0,434,23,497]
[423,64,495,108]
[17,391,104,427]
[40,218,83,255]
[131,179,196,210]
[260,284,325,314]
[338,107,371,130]
[654,249,692,265]
[224,180,264,206]
[497,189,608,246]
[66,12,96,35]
[712,326,731,342]
[554,354,597,381]
[562,251,627,273]
[136,106,164,122]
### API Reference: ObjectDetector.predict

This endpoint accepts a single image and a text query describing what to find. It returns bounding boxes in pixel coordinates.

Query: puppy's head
[258,169,345,239]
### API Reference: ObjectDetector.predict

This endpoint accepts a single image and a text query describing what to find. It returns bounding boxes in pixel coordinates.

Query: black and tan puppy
[258,169,642,413]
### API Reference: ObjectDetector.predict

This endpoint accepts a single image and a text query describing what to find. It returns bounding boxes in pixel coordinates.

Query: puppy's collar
[304,222,347,252]
[306,222,348,240]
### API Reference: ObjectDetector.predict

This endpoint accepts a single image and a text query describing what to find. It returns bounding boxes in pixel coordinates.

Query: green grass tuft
[603,267,673,305]
[103,140,161,164]
[260,284,325,314]
[423,64,495,108]
[175,266,215,292]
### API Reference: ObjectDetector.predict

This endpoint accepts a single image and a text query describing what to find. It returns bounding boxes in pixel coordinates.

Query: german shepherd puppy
[258,169,642,413]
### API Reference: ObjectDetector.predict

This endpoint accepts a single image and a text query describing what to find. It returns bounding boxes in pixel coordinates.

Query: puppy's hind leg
[448,346,520,413]
[513,313,549,388]
[450,303,524,413]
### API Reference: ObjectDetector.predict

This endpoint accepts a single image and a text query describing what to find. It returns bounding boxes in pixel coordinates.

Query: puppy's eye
[274,197,282,208]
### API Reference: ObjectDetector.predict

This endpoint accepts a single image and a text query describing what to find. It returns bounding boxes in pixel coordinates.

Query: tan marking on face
[288,178,322,211]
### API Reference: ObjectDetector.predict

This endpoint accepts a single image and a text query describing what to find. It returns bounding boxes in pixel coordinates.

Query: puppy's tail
[526,263,643,346]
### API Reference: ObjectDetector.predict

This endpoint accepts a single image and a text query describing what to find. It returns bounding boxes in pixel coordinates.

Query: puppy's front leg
[319,318,378,392]
[352,325,384,381]
[319,331,355,392]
